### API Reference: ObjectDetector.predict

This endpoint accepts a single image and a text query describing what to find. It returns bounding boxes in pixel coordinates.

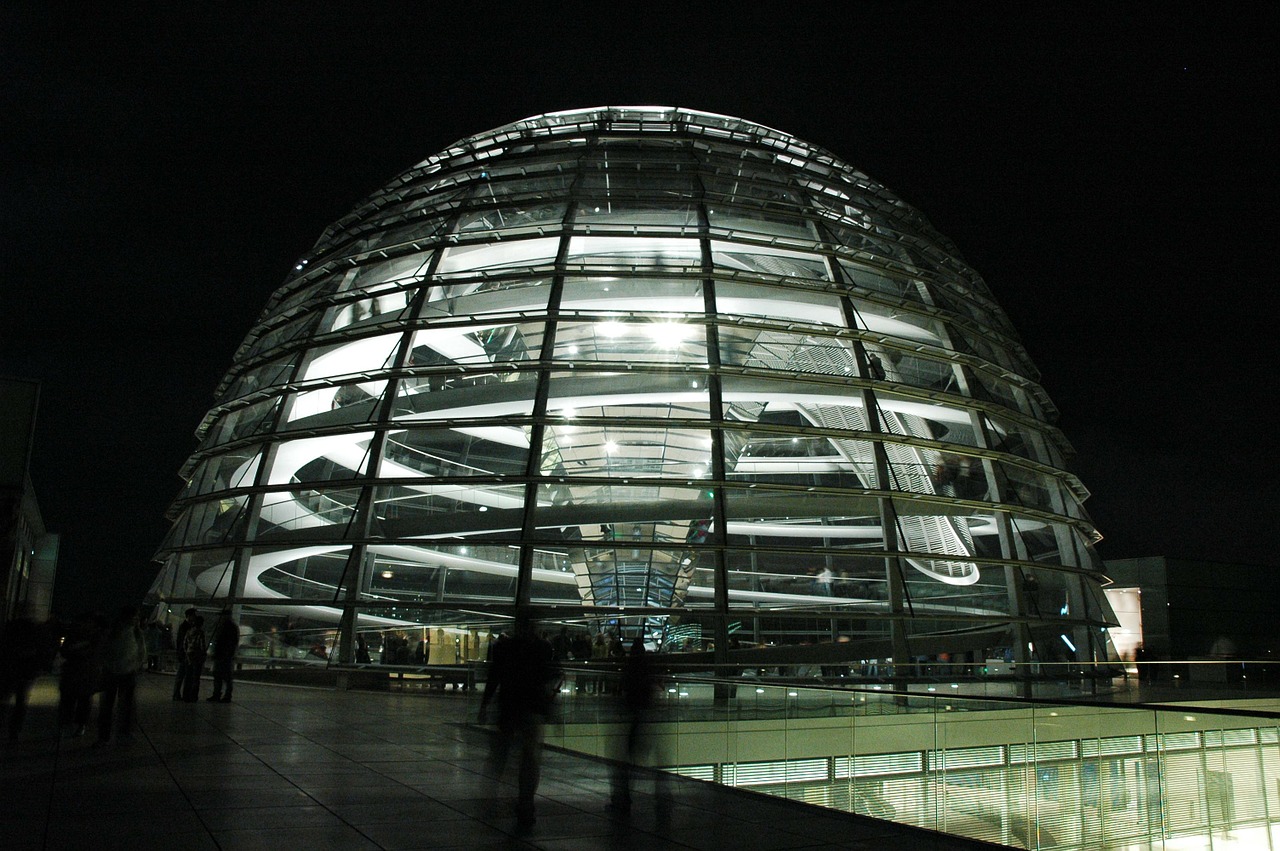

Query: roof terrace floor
[1,673,1002,850]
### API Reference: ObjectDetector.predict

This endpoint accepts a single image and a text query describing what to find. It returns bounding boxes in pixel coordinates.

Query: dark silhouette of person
[479,615,559,828]
[207,610,240,702]
[1134,644,1152,683]
[550,626,572,663]
[143,619,165,672]
[610,637,662,812]
[181,615,208,702]
[0,605,53,741]
[97,606,146,743]
[59,611,105,737]
[172,608,197,700]
[355,635,372,664]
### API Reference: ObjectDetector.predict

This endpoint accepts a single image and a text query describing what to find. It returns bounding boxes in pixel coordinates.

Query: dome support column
[514,148,591,614]
[695,175,732,681]
[842,298,913,682]
[336,242,450,664]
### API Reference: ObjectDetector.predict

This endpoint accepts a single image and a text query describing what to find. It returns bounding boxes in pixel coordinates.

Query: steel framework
[149,107,1117,666]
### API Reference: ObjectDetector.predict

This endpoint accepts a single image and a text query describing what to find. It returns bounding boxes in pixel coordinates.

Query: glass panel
[218,354,297,404]
[265,432,375,486]
[998,461,1059,513]
[727,429,876,490]
[838,259,928,305]
[371,482,526,537]
[382,426,529,477]
[245,312,322,360]
[365,544,521,607]
[252,547,353,600]
[454,201,567,236]
[341,250,434,294]
[711,241,829,280]
[256,487,361,537]
[969,368,1028,414]
[702,172,810,210]
[724,549,890,606]
[409,321,538,367]
[148,548,236,600]
[707,204,818,242]
[297,334,400,383]
[875,391,979,448]
[321,288,413,333]
[559,275,704,315]
[719,327,858,376]
[541,425,714,479]
[576,200,698,230]
[875,349,961,395]
[182,446,262,499]
[549,318,709,365]
[715,279,843,326]
[565,235,702,272]
[436,236,560,274]
[202,397,280,449]
[364,214,451,252]
[467,172,574,203]
[985,413,1053,465]
[904,564,1011,616]
[545,372,711,421]
[392,368,536,421]
[566,544,703,609]
[165,496,252,548]
[851,300,945,346]
[419,277,551,319]
[285,379,387,424]
[945,326,1021,373]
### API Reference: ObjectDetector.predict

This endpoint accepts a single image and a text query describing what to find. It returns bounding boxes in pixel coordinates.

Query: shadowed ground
[0,674,1001,850]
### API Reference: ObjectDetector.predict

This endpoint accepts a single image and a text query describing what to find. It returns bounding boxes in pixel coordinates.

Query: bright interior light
[645,321,690,347]
[598,321,626,337]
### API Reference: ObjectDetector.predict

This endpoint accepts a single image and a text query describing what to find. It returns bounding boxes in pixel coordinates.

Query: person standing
[58,612,104,738]
[171,609,197,700]
[207,610,240,703]
[0,605,53,741]
[181,615,208,702]
[97,606,146,743]
[144,619,163,672]
[610,638,662,812]
[479,616,559,828]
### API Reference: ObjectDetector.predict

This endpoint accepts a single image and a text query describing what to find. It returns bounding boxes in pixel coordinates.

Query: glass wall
[547,679,1280,851]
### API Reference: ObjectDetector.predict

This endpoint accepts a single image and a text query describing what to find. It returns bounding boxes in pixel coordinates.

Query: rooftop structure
[149,107,1117,667]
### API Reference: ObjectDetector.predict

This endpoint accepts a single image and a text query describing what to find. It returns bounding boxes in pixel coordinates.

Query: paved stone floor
[1,674,1001,850]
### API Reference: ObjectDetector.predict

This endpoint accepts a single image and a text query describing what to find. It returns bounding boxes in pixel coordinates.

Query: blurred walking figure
[59,612,104,738]
[171,608,197,700]
[180,614,208,702]
[97,606,146,743]
[478,615,558,828]
[144,619,164,672]
[0,604,53,741]
[206,610,240,703]
[610,637,663,813]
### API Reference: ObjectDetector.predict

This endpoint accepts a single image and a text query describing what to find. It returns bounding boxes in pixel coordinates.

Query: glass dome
[149,106,1116,667]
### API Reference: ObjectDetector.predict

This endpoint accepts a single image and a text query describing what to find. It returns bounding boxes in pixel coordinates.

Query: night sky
[3,5,1276,617]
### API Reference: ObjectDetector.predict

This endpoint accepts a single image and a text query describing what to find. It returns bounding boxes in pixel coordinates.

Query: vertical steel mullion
[514,142,594,612]
[694,165,732,669]
[336,225,455,663]
[838,289,912,670]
